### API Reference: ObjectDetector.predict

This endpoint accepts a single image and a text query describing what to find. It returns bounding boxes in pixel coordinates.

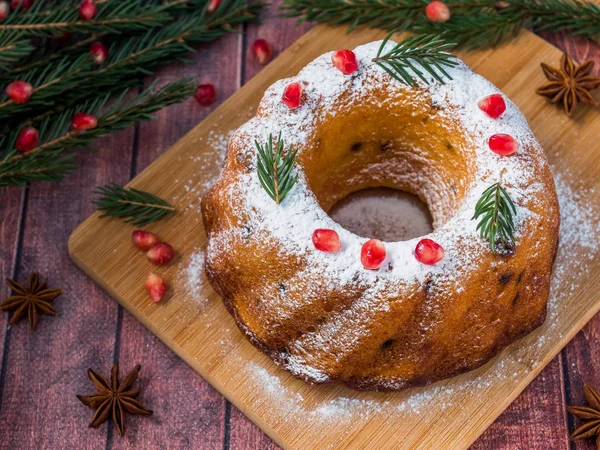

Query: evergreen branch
[255,133,299,204]
[0,79,196,187]
[523,0,600,37]
[93,183,175,226]
[472,182,517,253]
[373,32,458,86]
[0,33,35,71]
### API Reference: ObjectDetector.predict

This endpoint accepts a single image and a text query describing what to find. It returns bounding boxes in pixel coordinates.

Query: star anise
[536,53,600,116]
[0,272,61,331]
[77,363,153,437]
[567,384,600,449]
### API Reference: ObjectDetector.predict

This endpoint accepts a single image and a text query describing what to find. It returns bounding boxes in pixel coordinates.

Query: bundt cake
[201,40,560,391]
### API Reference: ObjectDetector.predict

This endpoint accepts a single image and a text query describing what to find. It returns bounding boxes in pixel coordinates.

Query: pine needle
[472,182,517,253]
[255,133,299,204]
[93,183,174,226]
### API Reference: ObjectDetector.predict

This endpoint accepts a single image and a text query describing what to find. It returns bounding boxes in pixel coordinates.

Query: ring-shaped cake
[201,41,560,391]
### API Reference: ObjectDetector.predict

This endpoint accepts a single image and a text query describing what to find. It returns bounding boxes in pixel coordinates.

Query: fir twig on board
[93,183,175,226]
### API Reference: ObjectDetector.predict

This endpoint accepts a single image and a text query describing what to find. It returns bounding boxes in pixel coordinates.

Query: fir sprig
[0,33,35,71]
[472,182,517,253]
[373,33,458,86]
[255,133,299,204]
[93,183,175,226]
[0,79,196,187]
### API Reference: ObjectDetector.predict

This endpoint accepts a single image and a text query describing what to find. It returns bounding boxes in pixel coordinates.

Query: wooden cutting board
[69,25,600,450]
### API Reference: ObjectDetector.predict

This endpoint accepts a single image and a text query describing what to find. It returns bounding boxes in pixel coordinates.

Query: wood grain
[68,25,600,450]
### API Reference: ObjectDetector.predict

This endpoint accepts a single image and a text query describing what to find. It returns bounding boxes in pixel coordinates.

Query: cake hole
[381,339,395,350]
[329,187,433,241]
[306,326,317,333]
[350,142,362,152]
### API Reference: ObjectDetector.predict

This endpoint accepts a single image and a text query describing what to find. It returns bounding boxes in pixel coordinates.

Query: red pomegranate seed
[79,0,96,20]
[415,238,444,265]
[207,0,220,13]
[16,127,38,152]
[478,94,506,119]
[145,273,167,303]
[282,82,303,109]
[6,80,33,104]
[425,1,451,22]
[132,230,159,251]
[11,0,33,10]
[489,133,518,156]
[71,112,98,131]
[195,83,216,106]
[332,50,358,75]
[0,2,9,22]
[312,229,341,253]
[90,41,108,64]
[361,239,386,270]
[252,39,273,65]
[147,242,174,265]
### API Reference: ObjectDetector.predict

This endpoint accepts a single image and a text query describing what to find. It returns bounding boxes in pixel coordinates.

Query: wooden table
[1,3,599,449]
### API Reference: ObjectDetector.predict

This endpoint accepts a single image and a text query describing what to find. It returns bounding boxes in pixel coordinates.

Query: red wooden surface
[1,3,599,449]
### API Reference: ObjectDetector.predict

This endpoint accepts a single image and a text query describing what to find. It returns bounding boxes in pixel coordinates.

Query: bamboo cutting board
[69,25,600,449]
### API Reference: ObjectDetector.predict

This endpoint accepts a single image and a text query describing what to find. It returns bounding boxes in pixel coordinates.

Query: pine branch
[93,183,175,226]
[255,133,299,204]
[0,78,196,187]
[472,182,517,253]
[523,0,600,37]
[373,33,458,86]
[0,33,35,71]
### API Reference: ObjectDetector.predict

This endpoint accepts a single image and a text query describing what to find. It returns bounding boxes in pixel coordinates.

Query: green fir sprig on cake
[472,182,517,253]
[372,32,458,86]
[255,133,299,204]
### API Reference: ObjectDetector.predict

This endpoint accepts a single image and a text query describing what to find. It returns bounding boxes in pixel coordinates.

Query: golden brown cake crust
[201,41,560,391]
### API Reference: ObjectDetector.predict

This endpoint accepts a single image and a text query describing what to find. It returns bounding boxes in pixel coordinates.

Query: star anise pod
[536,53,600,116]
[0,272,61,331]
[567,384,600,449]
[77,363,153,437]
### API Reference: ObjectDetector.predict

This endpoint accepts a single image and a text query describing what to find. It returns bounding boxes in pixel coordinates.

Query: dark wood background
[1,2,600,449]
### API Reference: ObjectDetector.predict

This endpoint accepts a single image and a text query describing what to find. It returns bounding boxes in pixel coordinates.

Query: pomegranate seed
[282,82,303,109]
[489,133,518,156]
[71,112,98,131]
[145,273,167,303]
[90,41,108,64]
[312,229,341,253]
[478,94,506,119]
[194,83,216,106]
[0,2,9,22]
[6,80,32,104]
[79,0,96,20]
[252,39,273,65]
[425,1,451,22]
[332,50,358,75]
[207,0,220,13]
[147,242,174,265]
[11,0,32,10]
[132,230,159,251]
[415,238,444,265]
[15,127,39,152]
[361,239,386,270]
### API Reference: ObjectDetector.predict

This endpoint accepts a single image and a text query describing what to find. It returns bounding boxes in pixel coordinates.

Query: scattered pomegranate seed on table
[415,239,445,265]
[195,83,217,106]
[79,0,97,20]
[489,133,518,156]
[71,112,98,131]
[0,2,9,22]
[11,0,33,10]
[478,94,506,119]
[252,39,273,65]
[361,239,386,270]
[207,0,220,13]
[90,41,108,64]
[132,230,159,251]
[16,127,39,152]
[425,1,451,22]
[147,242,174,265]
[332,50,358,74]
[145,273,167,303]
[282,82,303,109]
[6,81,33,104]
[312,229,341,253]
